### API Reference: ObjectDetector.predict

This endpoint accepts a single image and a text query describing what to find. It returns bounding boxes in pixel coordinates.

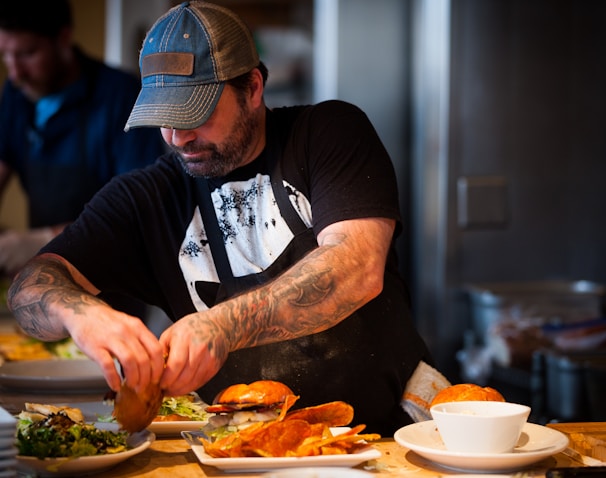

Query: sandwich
[202,380,297,440]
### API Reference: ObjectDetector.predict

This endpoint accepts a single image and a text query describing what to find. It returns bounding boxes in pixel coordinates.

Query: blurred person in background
[0,0,165,278]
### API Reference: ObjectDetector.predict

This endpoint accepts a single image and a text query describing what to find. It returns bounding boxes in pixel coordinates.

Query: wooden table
[87,430,594,478]
[0,391,606,478]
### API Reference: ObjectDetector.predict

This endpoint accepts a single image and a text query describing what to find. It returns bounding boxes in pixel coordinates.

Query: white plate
[16,429,154,477]
[263,467,374,478]
[394,421,569,473]
[69,399,209,437]
[0,437,14,448]
[0,407,15,428]
[191,446,381,473]
[0,359,108,393]
[189,427,380,473]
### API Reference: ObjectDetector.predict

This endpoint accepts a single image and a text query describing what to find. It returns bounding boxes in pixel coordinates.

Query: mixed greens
[157,394,209,421]
[17,411,128,459]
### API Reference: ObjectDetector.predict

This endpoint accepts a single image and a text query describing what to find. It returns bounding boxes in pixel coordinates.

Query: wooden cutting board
[548,422,606,461]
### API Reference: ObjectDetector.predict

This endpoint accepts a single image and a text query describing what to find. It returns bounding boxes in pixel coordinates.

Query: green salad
[17,411,128,459]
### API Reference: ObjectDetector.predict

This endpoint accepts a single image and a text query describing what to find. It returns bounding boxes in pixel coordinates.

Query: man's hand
[158,312,229,396]
[8,253,165,394]
[64,305,166,394]
[0,228,54,276]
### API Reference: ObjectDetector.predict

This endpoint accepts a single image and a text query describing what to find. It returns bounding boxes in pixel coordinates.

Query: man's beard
[173,103,259,179]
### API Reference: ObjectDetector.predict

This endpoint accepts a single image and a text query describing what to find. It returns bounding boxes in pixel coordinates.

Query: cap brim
[124,82,224,131]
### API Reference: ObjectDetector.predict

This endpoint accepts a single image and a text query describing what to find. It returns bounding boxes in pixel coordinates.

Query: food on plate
[0,333,86,362]
[201,380,380,458]
[203,380,296,440]
[113,382,163,433]
[16,403,128,459]
[206,379,295,412]
[154,393,209,422]
[430,383,505,407]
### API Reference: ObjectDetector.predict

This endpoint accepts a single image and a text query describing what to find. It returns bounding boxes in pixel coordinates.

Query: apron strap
[195,180,235,283]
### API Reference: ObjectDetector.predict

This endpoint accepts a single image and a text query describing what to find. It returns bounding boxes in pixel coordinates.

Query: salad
[16,403,129,459]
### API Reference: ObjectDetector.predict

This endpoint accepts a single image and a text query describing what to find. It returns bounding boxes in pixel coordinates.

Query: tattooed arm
[159,216,395,396]
[8,253,165,393]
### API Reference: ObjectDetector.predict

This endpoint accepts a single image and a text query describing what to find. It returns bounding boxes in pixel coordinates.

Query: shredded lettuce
[157,395,209,421]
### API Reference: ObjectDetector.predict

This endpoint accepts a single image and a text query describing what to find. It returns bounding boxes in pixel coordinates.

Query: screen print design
[179,173,312,310]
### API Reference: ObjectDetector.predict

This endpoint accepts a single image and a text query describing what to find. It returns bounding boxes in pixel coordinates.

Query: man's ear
[249,68,265,108]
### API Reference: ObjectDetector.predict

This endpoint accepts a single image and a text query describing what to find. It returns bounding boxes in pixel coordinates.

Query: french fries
[201,395,380,458]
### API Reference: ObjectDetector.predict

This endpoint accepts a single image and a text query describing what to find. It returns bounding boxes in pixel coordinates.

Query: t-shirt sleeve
[40,171,157,304]
[285,100,401,236]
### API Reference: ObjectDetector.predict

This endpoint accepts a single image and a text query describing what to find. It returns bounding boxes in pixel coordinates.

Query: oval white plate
[191,446,381,472]
[190,427,381,472]
[394,421,568,473]
[16,429,154,477]
[0,359,107,392]
[263,467,374,478]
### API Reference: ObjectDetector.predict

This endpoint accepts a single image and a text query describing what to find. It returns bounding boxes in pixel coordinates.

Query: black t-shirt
[44,100,431,435]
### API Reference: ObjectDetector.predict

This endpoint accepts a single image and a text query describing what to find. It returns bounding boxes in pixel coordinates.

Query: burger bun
[430,383,505,407]
[206,380,295,413]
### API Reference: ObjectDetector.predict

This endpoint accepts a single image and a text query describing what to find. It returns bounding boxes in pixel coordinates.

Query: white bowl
[430,400,531,454]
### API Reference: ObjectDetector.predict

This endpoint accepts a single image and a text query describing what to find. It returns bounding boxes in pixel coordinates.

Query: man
[0,0,165,277]
[8,1,441,435]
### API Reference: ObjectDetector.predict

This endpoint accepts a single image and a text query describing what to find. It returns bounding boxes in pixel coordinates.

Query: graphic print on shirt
[179,173,312,311]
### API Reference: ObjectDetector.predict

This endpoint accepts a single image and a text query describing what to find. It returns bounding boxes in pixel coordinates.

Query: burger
[202,380,297,440]
[430,383,505,407]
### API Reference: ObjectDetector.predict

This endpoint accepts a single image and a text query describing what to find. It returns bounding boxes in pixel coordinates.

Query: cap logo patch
[142,52,195,77]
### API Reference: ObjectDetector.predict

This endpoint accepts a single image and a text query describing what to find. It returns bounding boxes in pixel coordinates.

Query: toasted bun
[206,380,295,412]
[430,383,505,407]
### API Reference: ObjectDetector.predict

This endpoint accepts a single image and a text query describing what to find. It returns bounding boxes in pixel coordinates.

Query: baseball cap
[125,1,260,131]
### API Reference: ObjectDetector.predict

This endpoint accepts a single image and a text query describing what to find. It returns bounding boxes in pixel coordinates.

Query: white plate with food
[190,444,381,472]
[394,420,568,473]
[0,359,108,392]
[16,428,154,477]
[69,393,210,437]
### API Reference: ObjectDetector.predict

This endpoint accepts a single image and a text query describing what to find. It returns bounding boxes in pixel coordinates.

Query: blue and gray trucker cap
[125,1,259,131]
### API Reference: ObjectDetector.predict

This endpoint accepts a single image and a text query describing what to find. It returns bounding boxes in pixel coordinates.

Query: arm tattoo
[8,258,103,341]
[212,242,365,351]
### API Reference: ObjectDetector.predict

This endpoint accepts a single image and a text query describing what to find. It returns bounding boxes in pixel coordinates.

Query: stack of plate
[0,407,17,477]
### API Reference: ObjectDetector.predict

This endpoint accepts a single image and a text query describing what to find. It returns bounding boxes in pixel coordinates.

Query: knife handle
[547,467,606,477]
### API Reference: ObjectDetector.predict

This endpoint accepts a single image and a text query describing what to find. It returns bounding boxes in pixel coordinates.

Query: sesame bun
[430,383,505,407]
[206,380,295,412]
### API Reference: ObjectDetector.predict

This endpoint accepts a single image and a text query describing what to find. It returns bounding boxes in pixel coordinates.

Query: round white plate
[0,359,108,393]
[16,429,154,477]
[69,397,209,437]
[394,421,568,473]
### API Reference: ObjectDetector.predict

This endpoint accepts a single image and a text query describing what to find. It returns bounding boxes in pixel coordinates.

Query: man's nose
[3,56,25,83]
[170,129,197,148]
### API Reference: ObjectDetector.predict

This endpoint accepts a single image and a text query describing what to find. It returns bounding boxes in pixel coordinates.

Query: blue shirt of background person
[0,0,166,277]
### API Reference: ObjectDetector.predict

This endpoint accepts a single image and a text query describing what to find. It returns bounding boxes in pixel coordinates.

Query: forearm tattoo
[215,243,366,351]
[8,259,103,341]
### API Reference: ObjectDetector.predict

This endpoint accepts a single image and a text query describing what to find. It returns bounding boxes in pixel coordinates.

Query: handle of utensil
[547,467,606,477]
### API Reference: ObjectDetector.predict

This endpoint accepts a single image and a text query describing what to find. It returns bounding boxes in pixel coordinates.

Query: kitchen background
[1,0,605,420]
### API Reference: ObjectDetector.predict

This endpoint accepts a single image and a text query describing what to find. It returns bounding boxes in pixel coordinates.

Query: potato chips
[201,396,380,458]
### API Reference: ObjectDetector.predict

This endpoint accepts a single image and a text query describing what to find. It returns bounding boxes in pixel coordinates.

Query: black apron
[193,120,428,435]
